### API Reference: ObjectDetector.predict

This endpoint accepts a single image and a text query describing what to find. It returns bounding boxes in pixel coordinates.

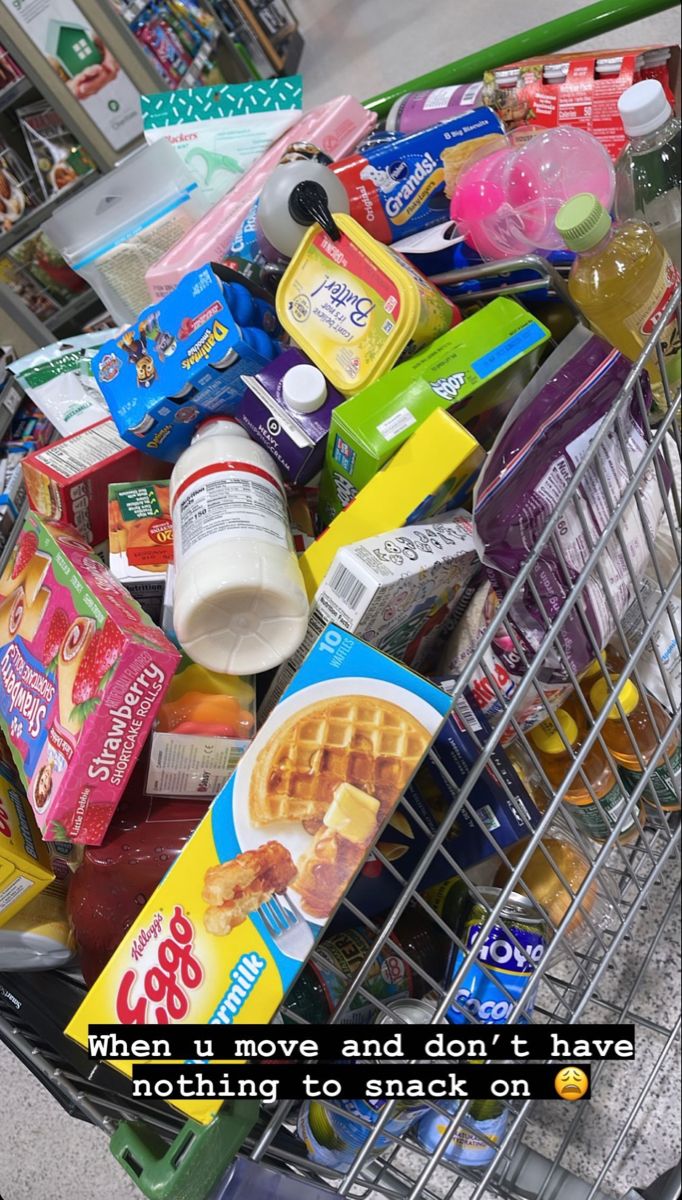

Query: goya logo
[116,905,204,1023]
[466,921,545,975]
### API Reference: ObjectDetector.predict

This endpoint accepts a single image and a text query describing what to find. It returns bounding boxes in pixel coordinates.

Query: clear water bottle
[615,79,681,269]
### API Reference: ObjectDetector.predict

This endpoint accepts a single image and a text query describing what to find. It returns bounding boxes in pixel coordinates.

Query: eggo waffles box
[0,772,53,927]
[67,626,452,1122]
[21,419,169,546]
[0,513,180,844]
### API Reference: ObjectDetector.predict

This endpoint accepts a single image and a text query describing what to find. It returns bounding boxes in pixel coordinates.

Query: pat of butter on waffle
[324,783,380,844]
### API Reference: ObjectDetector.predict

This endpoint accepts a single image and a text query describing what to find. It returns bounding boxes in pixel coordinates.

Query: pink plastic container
[145,96,376,300]
[451,126,616,260]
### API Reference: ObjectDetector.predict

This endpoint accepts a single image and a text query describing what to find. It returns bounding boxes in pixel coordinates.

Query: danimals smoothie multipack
[0,513,179,844]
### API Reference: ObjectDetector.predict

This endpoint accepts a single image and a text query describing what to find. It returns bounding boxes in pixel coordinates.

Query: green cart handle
[109,1100,260,1200]
[365,0,678,116]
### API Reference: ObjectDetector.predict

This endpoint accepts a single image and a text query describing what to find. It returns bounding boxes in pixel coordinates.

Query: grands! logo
[180,321,230,369]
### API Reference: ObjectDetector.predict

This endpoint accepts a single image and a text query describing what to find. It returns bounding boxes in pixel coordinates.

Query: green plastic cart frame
[6,1,677,1198]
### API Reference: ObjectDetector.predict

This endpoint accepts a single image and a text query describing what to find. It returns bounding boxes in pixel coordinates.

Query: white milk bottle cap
[282,364,328,413]
[193,416,250,442]
[618,79,672,137]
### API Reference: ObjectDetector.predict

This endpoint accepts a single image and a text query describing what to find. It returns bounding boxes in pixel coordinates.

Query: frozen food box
[94,264,282,462]
[67,625,452,1121]
[22,419,169,546]
[301,408,484,599]
[0,513,180,844]
[260,513,479,720]
[0,772,53,928]
[337,700,542,928]
[108,481,172,620]
[318,298,549,523]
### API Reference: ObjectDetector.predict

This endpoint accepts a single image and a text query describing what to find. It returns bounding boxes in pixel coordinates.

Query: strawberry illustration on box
[0,514,180,844]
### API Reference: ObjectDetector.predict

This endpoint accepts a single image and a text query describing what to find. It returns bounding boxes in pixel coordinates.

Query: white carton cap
[618,79,672,137]
[282,364,328,413]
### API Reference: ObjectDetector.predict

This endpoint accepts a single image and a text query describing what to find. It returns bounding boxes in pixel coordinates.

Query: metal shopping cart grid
[1,4,681,1194]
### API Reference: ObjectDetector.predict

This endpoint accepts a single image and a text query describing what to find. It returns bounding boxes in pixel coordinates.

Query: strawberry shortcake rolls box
[0,514,180,844]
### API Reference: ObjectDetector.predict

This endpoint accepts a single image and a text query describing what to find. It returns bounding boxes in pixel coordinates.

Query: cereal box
[301,408,484,599]
[22,419,169,546]
[0,772,53,927]
[109,481,172,620]
[260,513,479,720]
[318,298,549,524]
[67,626,452,1121]
[0,513,180,844]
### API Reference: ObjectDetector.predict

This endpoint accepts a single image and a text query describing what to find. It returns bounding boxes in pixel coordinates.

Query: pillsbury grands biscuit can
[447,887,546,1025]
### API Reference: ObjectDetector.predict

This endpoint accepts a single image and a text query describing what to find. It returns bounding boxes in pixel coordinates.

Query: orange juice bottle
[590,677,681,812]
[555,193,681,420]
[529,709,637,843]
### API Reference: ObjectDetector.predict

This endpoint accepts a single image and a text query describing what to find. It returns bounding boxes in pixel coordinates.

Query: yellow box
[0,772,54,927]
[300,408,484,598]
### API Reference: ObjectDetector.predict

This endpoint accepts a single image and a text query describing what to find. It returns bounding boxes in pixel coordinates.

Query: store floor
[1,3,680,1198]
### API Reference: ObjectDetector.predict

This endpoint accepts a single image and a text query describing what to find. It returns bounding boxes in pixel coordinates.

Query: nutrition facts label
[36,422,129,479]
[174,462,291,562]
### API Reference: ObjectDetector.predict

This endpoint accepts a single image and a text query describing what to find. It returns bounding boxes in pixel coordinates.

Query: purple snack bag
[473,326,665,682]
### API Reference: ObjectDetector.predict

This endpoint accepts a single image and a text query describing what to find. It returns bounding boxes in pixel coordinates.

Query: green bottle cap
[555,193,613,252]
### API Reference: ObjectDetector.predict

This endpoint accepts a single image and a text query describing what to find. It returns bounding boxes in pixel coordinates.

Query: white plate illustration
[233,676,442,924]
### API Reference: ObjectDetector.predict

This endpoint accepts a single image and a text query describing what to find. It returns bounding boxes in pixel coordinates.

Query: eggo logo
[0,798,10,839]
[115,906,203,1024]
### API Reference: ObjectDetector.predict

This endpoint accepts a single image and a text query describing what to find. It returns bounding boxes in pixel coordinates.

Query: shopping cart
[1,2,680,1199]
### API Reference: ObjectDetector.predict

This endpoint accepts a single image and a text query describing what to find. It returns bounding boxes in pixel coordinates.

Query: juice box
[21,419,169,546]
[318,298,549,524]
[66,625,452,1121]
[0,772,53,927]
[0,513,180,844]
[108,481,172,621]
[260,513,478,720]
[301,408,484,599]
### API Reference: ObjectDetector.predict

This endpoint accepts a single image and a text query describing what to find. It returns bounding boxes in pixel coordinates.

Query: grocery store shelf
[0,75,33,112]
[0,497,27,573]
[119,0,152,20]
[0,376,24,444]
[184,31,219,86]
[46,289,101,334]
[0,172,99,258]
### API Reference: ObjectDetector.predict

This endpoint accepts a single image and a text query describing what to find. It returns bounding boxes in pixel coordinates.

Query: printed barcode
[328,563,367,609]
[257,609,329,722]
[478,804,501,832]
[456,694,482,732]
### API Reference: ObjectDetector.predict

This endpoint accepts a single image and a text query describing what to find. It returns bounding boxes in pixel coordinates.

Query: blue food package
[337,698,541,928]
[93,264,282,460]
[332,109,506,244]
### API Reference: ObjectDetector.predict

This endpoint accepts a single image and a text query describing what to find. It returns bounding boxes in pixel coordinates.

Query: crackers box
[0,772,53,927]
[22,419,168,546]
[0,513,180,844]
[318,298,549,524]
[260,513,478,721]
[67,625,452,1121]
[302,408,484,599]
[108,481,172,621]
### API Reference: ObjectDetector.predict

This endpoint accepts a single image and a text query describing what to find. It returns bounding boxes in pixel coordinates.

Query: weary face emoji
[554,1067,589,1101]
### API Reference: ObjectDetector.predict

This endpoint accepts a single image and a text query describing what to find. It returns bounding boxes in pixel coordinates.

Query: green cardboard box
[318,297,550,525]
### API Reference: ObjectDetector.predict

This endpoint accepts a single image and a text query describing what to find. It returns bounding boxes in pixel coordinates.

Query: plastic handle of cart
[109,1099,259,1200]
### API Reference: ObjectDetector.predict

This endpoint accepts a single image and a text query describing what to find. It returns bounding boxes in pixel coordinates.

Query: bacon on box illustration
[0,513,180,844]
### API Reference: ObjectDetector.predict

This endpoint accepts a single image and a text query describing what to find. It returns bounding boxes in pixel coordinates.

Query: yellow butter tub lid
[276,212,457,395]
